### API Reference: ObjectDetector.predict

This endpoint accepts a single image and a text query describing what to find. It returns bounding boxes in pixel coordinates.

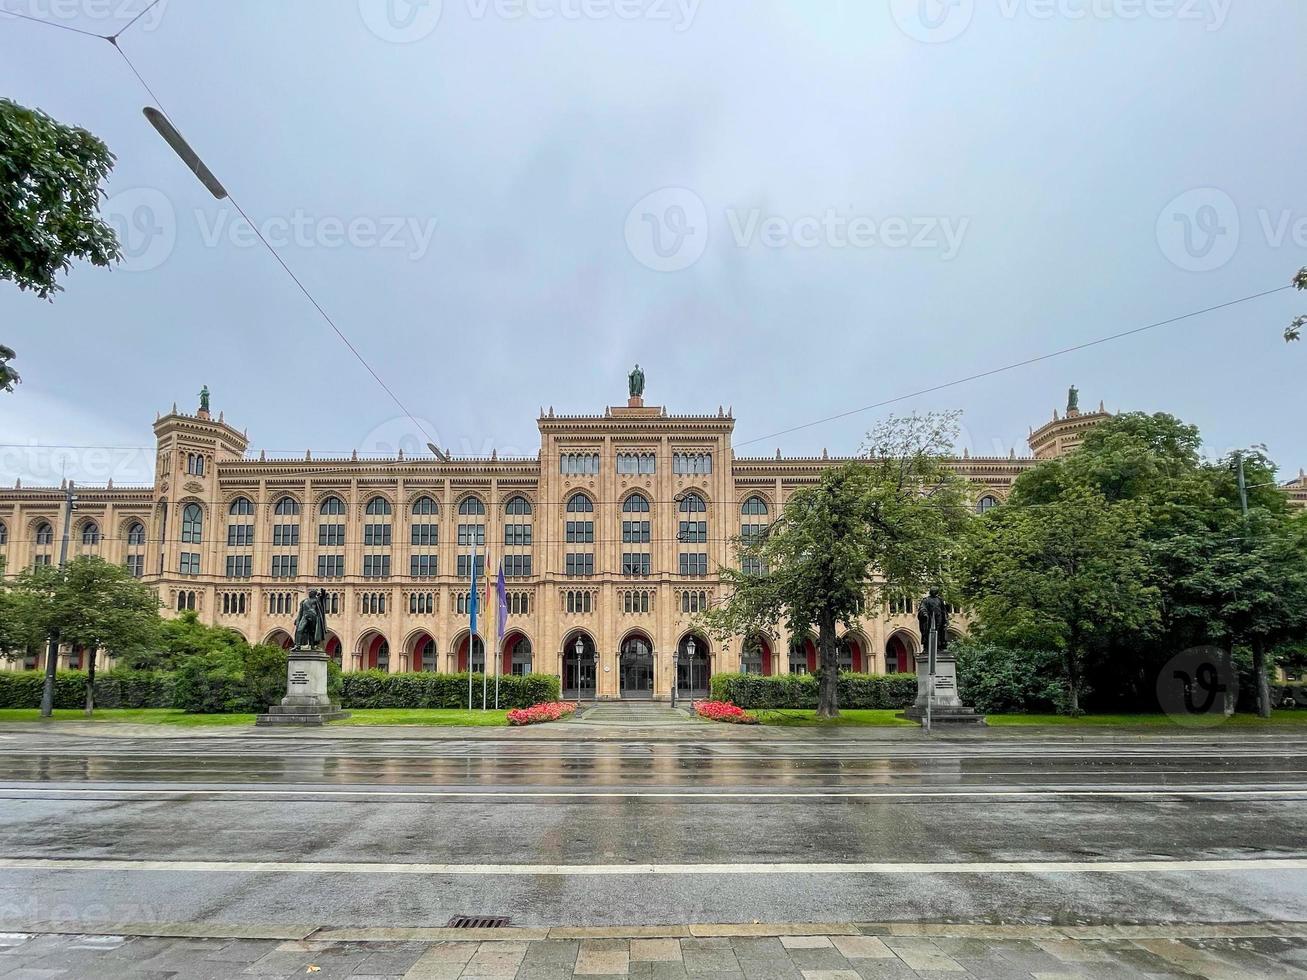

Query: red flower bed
[695,700,759,725]
[507,701,578,726]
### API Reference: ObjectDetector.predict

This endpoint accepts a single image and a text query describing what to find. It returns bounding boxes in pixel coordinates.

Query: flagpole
[482,548,489,710]
[494,558,503,710]
[468,539,477,711]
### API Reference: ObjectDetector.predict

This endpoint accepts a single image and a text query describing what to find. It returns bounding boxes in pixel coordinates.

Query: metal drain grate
[448,915,510,929]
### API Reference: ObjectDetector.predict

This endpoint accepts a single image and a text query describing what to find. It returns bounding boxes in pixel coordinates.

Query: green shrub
[0,670,173,709]
[953,642,1068,714]
[172,644,291,713]
[339,671,560,710]
[709,672,918,710]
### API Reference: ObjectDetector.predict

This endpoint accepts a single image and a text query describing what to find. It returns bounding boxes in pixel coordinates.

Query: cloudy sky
[2,0,1304,489]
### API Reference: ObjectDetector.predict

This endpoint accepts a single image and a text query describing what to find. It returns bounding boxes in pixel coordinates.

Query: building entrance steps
[573,702,697,726]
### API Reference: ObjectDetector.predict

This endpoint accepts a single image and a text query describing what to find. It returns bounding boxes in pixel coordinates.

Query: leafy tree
[0,98,120,299]
[0,344,17,393]
[12,557,161,713]
[0,574,46,660]
[702,413,971,718]
[1288,266,1306,342]
[1,98,120,392]
[1170,499,1307,717]
[125,609,249,670]
[964,484,1161,715]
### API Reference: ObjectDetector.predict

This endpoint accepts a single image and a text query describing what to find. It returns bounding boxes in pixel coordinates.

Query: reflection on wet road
[0,730,1304,928]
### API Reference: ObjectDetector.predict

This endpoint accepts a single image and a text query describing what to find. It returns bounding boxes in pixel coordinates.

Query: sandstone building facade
[2,387,1304,696]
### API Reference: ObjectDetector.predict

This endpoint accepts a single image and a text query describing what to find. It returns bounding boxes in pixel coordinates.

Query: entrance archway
[788,635,815,674]
[676,633,711,698]
[562,630,597,699]
[839,634,867,672]
[361,632,390,672]
[457,633,486,673]
[741,635,772,675]
[265,629,294,651]
[503,631,533,676]
[619,632,654,699]
[411,632,436,672]
[886,631,917,674]
[326,633,342,666]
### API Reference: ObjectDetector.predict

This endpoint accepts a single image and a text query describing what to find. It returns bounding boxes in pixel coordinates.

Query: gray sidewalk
[1,923,1305,979]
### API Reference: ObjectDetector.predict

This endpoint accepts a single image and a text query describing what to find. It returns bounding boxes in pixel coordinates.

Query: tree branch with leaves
[700,413,971,717]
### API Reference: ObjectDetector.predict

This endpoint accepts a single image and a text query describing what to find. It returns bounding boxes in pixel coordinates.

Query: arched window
[0,522,6,545]
[679,493,706,513]
[229,497,254,516]
[622,493,650,513]
[566,493,594,513]
[80,522,100,545]
[420,638,437,671]
[789,637,810,675]
[412,495,438,515]
[741,638,765,675]
[365,496,392,516]
[35,522,53,545]
[181,504,203,544]
[274,496,300,516]
[319,496,346,515]
[511,636,533,676]
[741,496,769,516]
[504,495,532,515]
[977,495,999,514]
[458,496,486,516]
[127,522,146,545]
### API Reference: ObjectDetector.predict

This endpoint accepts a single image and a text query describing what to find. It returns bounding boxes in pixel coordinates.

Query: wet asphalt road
[0,728,1304,930]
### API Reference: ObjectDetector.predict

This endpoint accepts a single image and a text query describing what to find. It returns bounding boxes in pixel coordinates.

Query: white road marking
[0,786,1304,801]
[0,856,1303,876]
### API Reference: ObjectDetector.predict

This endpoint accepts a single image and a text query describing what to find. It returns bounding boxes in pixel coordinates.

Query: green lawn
[987,711,1307,727]
[751,708,1307,727]
[0,708,257,726]
[0,707,512,727]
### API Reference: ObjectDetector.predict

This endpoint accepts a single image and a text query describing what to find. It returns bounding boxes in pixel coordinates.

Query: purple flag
[496,560,508,638]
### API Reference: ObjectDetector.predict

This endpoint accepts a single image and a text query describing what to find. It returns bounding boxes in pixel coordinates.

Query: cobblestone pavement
[1,925,1304,979]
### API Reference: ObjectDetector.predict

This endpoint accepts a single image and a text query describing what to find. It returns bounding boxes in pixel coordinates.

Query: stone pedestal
[256,649,350,726]
[900,652,986,726]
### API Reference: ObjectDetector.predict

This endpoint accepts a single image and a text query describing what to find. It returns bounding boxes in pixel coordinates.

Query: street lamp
[685,636,697,712]
[574,636,584,705]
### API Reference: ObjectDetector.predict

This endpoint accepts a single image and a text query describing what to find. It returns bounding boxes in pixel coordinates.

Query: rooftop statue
[629,364,645,398]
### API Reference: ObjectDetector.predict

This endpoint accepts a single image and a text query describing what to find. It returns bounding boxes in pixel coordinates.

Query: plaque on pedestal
[256,649,350,726]
[899,601,986,727]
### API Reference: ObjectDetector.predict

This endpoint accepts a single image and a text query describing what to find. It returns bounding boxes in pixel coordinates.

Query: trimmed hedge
[0,670,175,709]
[709,672,918,710]
[172,649,342,714]
[340,671,560,710]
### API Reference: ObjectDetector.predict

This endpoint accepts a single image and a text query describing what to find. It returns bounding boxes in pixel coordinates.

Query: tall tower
[151,387,248,582]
